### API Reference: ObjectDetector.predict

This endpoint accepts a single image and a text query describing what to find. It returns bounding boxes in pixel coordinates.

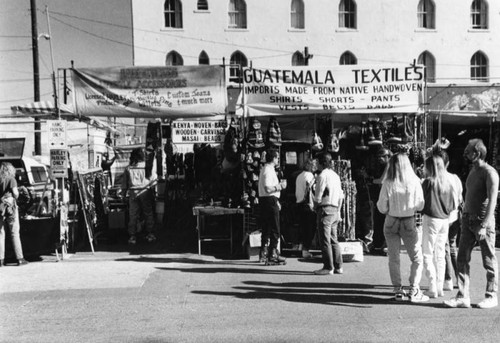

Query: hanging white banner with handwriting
[72,66,227,118]
[238,65,425,116]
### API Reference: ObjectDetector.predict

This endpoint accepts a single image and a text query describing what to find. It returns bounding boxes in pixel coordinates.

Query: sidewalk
[1,242,499,343]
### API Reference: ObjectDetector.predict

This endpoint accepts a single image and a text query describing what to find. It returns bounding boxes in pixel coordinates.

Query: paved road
[1,244,499,343]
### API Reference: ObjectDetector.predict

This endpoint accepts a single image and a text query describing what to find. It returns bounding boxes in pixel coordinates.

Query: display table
[192,206,245,255]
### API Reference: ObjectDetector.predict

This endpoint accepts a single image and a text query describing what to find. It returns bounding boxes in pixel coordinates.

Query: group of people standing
[258,149,345,272]
[376,138,498,308]
[265,138,498,309]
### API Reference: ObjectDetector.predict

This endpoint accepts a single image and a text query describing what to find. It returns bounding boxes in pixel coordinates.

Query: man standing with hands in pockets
[313,152,344,275]
[444,139,499,309]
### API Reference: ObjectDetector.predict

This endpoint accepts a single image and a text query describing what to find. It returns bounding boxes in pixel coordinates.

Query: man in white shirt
[313,152,344,275]
[258,149,287,264]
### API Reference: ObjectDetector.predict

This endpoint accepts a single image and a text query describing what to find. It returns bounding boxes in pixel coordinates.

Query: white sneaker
[477,296,498,309]
[424,290,438,299]
[128,236,137,244]
[410,288,430,303]
[443,279,453,291]
[443,297,471,308]
[302,250,313,258]
[313,268,333,275]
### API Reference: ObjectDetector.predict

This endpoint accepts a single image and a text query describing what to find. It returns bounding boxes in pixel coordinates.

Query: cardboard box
[339,241,364,262]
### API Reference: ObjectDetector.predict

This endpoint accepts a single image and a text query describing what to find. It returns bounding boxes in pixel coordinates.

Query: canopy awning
[10,101,121,135]
[427,84,500,125]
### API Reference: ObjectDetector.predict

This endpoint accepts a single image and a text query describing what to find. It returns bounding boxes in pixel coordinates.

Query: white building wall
[131,0,500,86]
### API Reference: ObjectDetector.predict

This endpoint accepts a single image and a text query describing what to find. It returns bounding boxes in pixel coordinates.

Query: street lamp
[39,6,59,118]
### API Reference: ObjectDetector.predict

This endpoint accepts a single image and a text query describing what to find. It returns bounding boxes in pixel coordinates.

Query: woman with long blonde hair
[377,153,426,302]
[421,154,456,298]
[0,162,28,266]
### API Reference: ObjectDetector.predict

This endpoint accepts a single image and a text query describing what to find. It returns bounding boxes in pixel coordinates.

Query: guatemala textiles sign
[171,120,228,144]
[239,65,425,116]
[72,66,227,118]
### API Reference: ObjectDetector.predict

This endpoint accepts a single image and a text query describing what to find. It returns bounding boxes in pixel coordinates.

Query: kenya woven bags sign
[171,120,228,144]
[239,65,425,116]
[72,66,227,118]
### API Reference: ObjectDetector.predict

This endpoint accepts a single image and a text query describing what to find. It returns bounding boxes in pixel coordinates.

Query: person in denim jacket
[377,153,427,302]
[444,139,499,309]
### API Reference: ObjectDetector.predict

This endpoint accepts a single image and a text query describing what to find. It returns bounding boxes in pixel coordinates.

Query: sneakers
[334,268,343,274]
[477,296,498,309]
[302,250,313,258]
[424,290,438,299]
[146,233,157,243]
[443,279,454,291]
[314,268,333,275]
[409,288,430,303]
[443,297,471,308]
[128,235,137,245]
[394,287,409,301]
[17,258,29,266]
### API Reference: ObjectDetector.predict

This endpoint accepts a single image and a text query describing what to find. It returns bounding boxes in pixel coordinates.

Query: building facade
[131,0,500,86]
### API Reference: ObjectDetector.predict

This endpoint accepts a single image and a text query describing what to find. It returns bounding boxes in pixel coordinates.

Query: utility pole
[31,0,41,155]
[304,46,313,66]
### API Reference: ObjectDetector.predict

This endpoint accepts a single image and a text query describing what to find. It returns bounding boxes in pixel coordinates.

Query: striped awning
[10,101,121,135]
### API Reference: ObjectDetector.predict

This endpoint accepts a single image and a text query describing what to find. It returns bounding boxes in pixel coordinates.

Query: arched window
[199,51,210,65]
[291,0,305,29]
[471,0,488,29]
[470,51,488,82]
[417,0,435,29]
[164,0,183,28]
[292,51,305,66]
[229,0,247,29]
[166,51,184,66]
[197,0,208,11]
[339,0,356,29]
[229,51,247,83]
[339,51,357,65]
[417,51,436,83]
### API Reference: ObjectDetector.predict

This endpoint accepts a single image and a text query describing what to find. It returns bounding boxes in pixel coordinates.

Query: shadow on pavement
[189,281,445,308]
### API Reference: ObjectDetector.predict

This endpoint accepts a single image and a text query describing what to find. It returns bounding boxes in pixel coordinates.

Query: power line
[0,35,31,38]
[0,48,31,52]
[48,9,500,68]
[0,77,51,83]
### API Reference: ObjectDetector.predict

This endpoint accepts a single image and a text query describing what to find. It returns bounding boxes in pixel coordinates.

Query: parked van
[0,138,53,215]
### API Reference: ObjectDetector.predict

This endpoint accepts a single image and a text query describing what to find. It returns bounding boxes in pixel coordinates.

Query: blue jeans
[456,214,498,299]
[384,215,423,289]
[128,189,155,236]
[316,206,342,270]
[0,205,24,260]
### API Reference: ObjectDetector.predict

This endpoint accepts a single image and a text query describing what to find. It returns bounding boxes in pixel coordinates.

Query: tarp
[72,66,227,118]
[11,101,121,135]
[237,65,425,117]
[427,84,500,125]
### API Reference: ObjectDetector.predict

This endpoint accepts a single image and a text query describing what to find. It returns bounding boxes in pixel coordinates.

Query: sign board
[171,120,228,144]
[47,120,67,149]
[72,65,227,118]
[238,64,425,116]
[50,149,69,178]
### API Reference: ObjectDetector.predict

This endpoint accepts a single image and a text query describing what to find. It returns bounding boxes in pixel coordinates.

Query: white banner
[171,120,228,144]
[72,66,227,118]
[238,65,425,116]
